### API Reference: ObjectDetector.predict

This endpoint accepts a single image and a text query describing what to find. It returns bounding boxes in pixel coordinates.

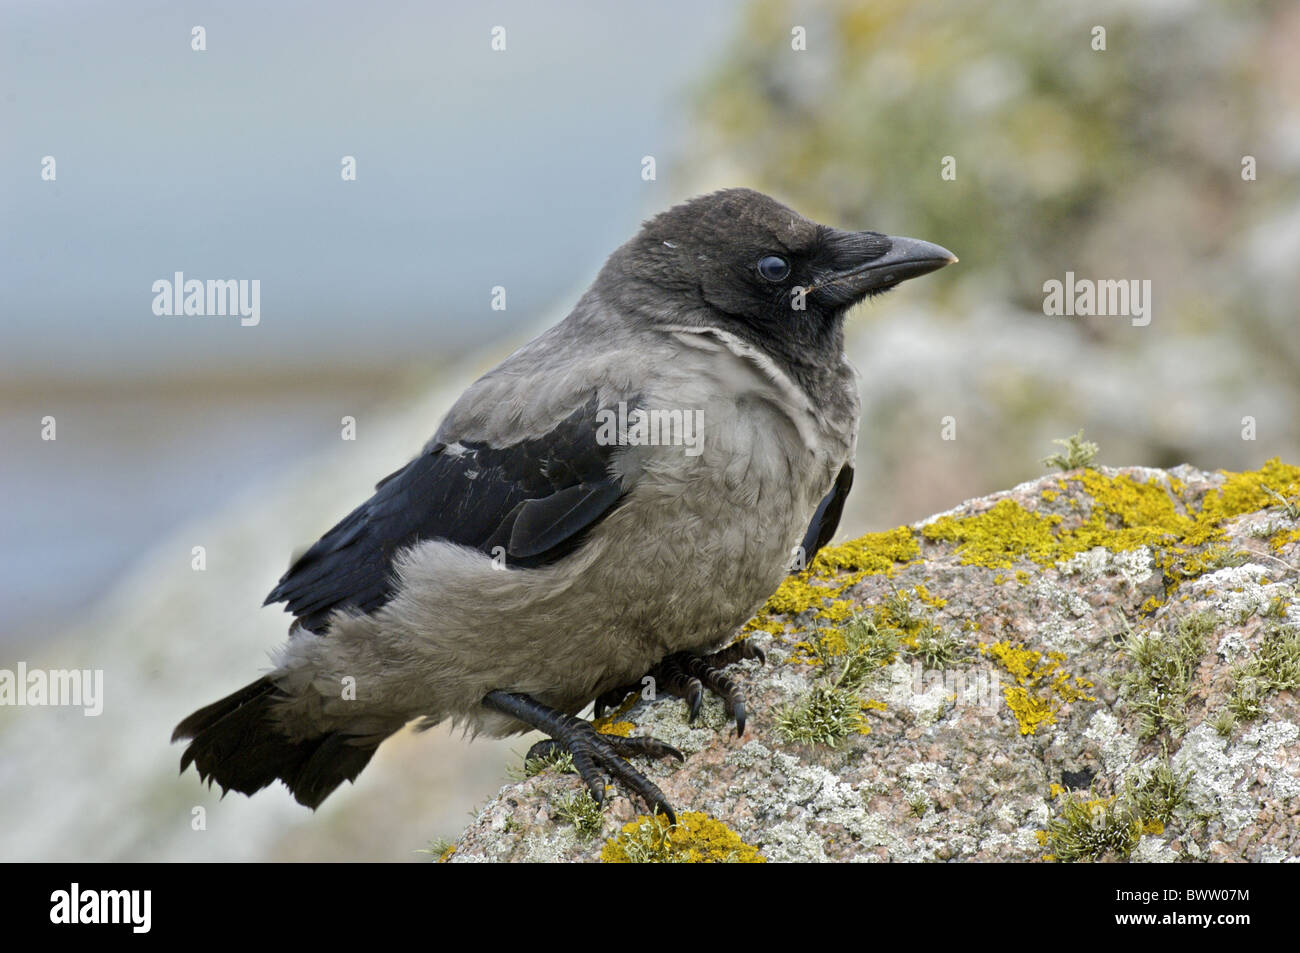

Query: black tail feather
[173,676,382,809]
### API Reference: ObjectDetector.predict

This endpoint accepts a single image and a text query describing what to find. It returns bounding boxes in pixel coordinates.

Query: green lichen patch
[791,612,900,674]
[980,640,1095,735]
[1225,623,1300,725]
[774,685,871,746]
[600,812,765,863]
[908,623,965,670]
[1040,759,1190,862]
[777,614,893,745]
[1115,612,1213,740]
[872,585,968,668]
[1042,429,1100,472]
[553,790,605,840]
[1038,794,1143,862]
[1212,708,1238,737]
[1122,760,1190,827]
[420,837,457,862]
[516,747,576,779]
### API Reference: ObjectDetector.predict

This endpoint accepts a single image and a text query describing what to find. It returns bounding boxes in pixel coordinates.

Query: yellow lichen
[922,498,1063,569]
[919,461,1300,585]
[745,527,922,635]
[590,687,638,735]
[744,461,1299,660]
[1002,686,1057,734]
[1139,596,1165,615]
[812,525,921,575]
[1271,527,1300,553]
[600,812,765,863]
[592,718,634,737]
[980,641,1095,735]
[853,697,888,735]
[913,583,947,608]
[1200,458,1300,525]
[756,574,854,624]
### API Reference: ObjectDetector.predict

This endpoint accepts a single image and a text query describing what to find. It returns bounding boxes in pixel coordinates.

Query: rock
[447,462,1300,862]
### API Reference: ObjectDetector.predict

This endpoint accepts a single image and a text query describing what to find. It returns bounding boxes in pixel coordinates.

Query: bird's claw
[525,723,682,823]
[596,640,765,737]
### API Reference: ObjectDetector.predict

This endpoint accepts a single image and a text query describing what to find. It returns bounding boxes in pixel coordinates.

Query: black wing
[797,464,854,568]
[265,398,625,633]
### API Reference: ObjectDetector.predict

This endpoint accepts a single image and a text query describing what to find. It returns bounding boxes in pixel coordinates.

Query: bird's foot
[483,690,683,823]
[595,640,766,737]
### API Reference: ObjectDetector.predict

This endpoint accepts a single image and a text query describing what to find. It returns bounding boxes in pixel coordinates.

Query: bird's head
[597,188,956,384]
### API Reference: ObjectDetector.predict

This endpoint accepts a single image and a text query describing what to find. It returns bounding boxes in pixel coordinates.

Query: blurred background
[1,0,1296,860]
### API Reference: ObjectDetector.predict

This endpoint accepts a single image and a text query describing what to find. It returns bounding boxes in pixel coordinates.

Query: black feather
[265,395,627,632]
[172,676,382,809]
[798,464,854,566]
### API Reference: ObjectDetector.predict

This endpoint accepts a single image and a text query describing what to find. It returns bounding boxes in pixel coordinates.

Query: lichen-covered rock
[446,462,1300,863]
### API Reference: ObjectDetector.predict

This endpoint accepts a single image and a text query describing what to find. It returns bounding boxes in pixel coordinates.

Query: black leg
[483,690,683,824]
[594,640,766,737]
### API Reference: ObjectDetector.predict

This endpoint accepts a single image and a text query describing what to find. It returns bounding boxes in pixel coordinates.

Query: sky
[1,0,741,382]
[0,0,744,639]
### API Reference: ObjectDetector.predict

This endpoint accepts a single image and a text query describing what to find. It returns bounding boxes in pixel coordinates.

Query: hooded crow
[172,188,956,820]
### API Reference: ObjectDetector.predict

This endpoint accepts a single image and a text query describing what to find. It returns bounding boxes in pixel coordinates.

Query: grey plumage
[173,188,956,810]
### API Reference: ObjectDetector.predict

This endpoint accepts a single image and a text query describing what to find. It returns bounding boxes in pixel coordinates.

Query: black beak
[814,232,958,304]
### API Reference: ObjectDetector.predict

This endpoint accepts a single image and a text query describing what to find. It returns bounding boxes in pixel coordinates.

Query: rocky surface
[447,462,1300,862]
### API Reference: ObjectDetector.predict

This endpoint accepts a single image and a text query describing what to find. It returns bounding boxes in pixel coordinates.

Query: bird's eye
[757,255,791,282]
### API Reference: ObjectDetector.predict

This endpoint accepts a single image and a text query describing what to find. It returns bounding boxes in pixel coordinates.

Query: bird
[172,188,956,821]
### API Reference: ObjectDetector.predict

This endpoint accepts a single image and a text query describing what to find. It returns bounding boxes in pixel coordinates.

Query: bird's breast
[592,388,848,660]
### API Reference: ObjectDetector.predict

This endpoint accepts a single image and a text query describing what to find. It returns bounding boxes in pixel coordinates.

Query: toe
[684,678,704,723]
[606,734,685,762]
